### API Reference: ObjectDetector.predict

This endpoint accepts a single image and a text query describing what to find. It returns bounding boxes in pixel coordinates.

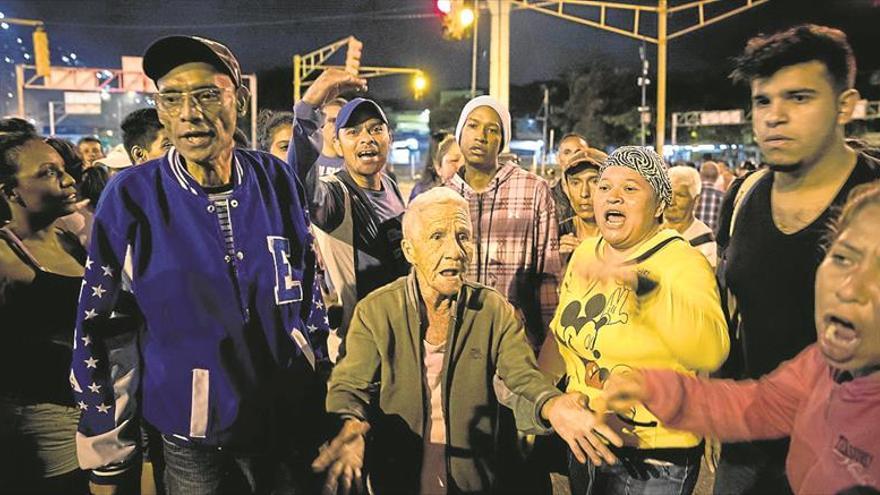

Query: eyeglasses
[155,87,231,115]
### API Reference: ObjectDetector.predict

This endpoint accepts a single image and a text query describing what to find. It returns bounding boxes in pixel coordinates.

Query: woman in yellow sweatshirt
[539,146,729,495]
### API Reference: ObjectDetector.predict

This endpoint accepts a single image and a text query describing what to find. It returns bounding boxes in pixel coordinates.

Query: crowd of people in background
[0,21,879,495]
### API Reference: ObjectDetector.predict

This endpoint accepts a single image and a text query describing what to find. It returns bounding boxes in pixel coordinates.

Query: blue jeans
[162,436,314,495]
[568,447,701,495]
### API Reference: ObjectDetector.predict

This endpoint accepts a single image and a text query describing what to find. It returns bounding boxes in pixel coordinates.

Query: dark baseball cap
[143,36,242,87]
[564,156,602,177]
[334,98,388,135]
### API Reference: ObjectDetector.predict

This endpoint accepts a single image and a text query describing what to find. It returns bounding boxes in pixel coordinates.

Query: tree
[554,60,641,149]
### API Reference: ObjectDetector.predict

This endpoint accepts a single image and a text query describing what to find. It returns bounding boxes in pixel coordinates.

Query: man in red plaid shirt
[696,162,725,232]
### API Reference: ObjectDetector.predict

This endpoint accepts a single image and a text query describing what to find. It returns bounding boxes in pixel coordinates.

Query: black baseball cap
[143,36,242,87]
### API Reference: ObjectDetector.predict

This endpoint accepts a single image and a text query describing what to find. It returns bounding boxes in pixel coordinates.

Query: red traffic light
[436,0,452,14]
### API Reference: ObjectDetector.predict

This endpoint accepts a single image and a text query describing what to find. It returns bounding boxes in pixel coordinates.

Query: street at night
[1,2,879,495]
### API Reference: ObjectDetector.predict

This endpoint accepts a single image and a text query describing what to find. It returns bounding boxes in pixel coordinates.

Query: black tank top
[724,154,880,379]
[0,227,85,406]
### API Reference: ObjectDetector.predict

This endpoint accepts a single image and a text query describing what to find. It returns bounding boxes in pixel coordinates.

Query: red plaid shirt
[446,163,562,347]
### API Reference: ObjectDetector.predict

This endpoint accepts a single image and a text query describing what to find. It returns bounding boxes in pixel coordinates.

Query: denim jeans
[162,435,315,495]
[568,447,701,495]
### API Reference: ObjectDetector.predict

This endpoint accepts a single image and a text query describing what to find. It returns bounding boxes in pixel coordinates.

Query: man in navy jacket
[71,36,335,494]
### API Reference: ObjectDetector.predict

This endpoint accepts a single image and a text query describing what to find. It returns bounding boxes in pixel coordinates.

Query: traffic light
[345,36,363,76]
[438,0,475,40]
[33,26,50,77]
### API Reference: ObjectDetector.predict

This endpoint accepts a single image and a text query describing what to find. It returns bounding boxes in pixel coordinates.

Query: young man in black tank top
[717,25,880,494]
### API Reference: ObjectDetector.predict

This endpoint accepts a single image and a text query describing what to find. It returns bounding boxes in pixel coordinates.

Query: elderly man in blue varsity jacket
[70,36,341,494]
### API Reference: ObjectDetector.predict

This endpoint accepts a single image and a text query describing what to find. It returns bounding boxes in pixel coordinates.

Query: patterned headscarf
[600,146,672,206]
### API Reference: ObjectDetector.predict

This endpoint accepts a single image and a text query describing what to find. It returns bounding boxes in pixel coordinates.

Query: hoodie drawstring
[473,179,500,284]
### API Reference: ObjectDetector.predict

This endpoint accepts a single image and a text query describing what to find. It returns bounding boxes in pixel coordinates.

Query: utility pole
[501,0,770,155]
[471,3,479,97]
[656,0,668,152]
[487,0,511,109]
[540,84,550,165]
[638,42,650,146]
[48,101,57,135]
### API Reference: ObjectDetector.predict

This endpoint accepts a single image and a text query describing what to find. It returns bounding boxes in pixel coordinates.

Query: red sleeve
[641,345,822,442]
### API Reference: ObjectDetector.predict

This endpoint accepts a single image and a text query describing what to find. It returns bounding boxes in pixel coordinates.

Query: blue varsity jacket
[70,148,329,481]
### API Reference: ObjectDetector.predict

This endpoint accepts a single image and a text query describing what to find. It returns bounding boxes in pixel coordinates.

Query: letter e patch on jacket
[267,236,303,305]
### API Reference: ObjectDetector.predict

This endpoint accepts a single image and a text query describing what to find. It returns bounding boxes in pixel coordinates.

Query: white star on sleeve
[307,324,317,333]
[84,308,98,320]
[314,300,324,310]
[96,403,111,414]
[81,335,92,346]
[85,257,93,270]
[88,382,101,393]
[84,356,99,369]
[91,284,106,298]
[78,401,88,411]
[101,265,114,277]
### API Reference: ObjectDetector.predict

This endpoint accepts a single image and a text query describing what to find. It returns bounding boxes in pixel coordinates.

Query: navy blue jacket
[71,148,329,480]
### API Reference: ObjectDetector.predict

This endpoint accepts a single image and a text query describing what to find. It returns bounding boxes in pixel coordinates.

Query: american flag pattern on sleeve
[71,219,142,477]
[303,267,330,365]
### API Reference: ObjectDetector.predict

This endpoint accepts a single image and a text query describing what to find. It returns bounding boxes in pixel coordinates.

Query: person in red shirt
[599,181,880,495]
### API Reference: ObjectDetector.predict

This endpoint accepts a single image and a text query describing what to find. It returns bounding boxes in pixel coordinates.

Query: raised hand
[301,68,368,107]
[572,258,640,293]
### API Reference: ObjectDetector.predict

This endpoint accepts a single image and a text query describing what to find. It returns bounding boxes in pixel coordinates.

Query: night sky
[2,0,879,105]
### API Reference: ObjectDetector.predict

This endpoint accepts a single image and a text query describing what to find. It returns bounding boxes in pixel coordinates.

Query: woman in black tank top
[0,131,88,493]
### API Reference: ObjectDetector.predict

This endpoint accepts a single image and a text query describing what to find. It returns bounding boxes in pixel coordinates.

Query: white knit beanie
[454,95,511,153]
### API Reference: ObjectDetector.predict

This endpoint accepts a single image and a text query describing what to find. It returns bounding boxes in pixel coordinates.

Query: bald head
[557,134,590,169]
[700,162,719,182]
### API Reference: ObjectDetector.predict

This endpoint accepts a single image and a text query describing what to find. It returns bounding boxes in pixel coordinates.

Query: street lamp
[412,72,428,99]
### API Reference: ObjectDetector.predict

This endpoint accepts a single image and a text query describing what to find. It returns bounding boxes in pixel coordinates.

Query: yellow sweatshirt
[551,228,729,450]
